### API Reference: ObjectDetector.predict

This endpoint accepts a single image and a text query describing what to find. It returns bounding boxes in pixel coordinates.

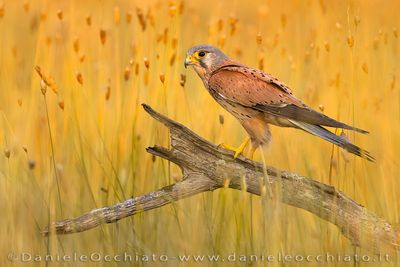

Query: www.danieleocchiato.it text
[7,252,391,263]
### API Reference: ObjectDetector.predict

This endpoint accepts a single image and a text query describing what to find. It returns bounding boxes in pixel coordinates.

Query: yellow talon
[220,137,250,159]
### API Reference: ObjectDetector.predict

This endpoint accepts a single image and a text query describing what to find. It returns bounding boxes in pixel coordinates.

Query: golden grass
[0,0,399,265]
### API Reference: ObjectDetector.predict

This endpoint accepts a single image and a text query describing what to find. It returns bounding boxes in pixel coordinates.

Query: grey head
[184,44,229,72]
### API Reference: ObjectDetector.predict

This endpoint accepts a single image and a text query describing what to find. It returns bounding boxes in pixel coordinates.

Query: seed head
[124,67,130,81]
[73,38,79,53]
[100,187,109,193]
[126,12,132,24]
[169,52,176,66]
[45,36,52,46]
[256,33,262,45]
[162,28,169,44]
[86,15,91,26]
[390,75,396,90]
[23,1,29,13]
[28,159,35,170]
[361,63,368,74]
[56,10,63,20]
[229,16,238,35]
[40,12,47,22]
[178,1,184,14]
[258,56,264,71]
[280,14,287,28]
[168,4,177,17]
[58,101,64,110]
[35,66,54,93]
[40,80,47,95]
[219,114,224,125]
[159,73,165,84]
[4,149,10,158]
[234,48,242,57]
[144,57,150,69]
[178,0,185,15]
[135,63,139,75]
[0,2,4,18]
[347,36,354,48]
[180,74,186,87]
[146,9,155,27]
[324,41,330,52]
[172,38,178,49]
[136,8,146,31]
[105,86,111,100]
[354,16,361,27]
[100,29,107,45]
[217,19,223,32]
[76,72,83,85]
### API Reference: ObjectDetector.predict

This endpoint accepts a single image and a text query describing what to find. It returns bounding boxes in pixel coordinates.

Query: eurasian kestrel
[184,44,374,161]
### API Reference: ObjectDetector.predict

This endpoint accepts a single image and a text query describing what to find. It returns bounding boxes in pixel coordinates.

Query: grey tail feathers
[290,120,375,162]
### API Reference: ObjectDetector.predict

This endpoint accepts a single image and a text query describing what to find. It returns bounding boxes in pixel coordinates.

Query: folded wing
[209,65,368,134]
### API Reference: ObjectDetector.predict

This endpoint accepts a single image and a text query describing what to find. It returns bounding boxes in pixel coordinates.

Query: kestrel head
[184,45,228,77]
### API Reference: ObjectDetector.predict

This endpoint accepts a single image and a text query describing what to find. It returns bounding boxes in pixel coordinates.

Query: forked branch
[42,104,399,253]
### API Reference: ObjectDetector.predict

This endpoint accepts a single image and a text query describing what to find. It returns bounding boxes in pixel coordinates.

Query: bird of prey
[184,44,374,161]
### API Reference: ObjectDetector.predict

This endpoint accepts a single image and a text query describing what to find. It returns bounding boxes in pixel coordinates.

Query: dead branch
[42,104,399,253]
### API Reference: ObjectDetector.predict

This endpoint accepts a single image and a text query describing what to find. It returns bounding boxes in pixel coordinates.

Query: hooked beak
[184,55,196,68]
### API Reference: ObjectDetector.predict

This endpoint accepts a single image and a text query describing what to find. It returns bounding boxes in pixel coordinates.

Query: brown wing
[208,65,368,134]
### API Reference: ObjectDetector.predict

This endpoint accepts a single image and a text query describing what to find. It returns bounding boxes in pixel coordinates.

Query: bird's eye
[198,51,206,57]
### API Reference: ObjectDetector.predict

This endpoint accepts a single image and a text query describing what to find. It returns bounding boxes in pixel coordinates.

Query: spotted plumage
[184,44,374,161]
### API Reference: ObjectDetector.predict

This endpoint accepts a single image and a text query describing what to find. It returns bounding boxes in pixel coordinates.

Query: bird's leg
[248,144,257,160]
[219,137,250,159]
[259,149,274,199]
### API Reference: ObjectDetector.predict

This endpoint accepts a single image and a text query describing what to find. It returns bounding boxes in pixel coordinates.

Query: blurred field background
[0,0,399,266]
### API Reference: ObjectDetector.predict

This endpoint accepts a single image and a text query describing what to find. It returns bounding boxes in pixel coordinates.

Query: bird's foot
[219,137,250,159]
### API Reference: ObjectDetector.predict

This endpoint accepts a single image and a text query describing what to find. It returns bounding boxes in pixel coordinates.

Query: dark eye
[198,51,206,57]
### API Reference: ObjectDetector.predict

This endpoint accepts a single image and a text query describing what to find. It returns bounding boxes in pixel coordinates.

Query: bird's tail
[289,120,375,162]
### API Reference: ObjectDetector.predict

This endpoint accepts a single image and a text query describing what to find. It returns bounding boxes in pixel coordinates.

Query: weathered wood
[42,104,399,253]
